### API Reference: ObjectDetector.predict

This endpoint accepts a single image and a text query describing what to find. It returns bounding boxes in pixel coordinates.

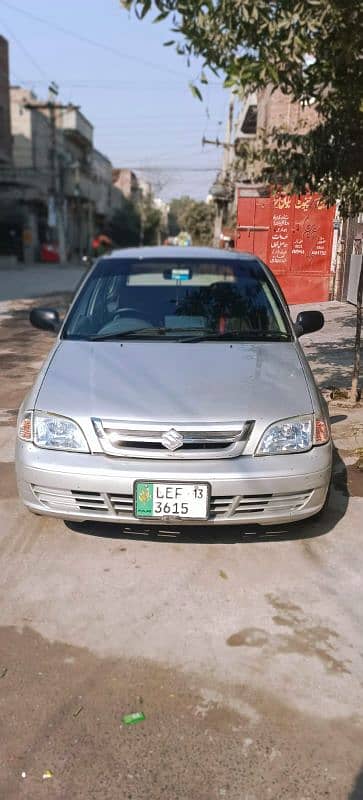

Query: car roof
[107,246,256,262]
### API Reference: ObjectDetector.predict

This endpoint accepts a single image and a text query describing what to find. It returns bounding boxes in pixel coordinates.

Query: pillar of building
[22,209,39,264]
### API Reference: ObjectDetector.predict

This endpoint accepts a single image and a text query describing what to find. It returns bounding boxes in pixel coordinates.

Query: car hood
[35,340,312,424]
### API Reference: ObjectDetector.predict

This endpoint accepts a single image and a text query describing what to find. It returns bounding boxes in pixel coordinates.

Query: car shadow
[65,445,349,544]
[349,765,363,799]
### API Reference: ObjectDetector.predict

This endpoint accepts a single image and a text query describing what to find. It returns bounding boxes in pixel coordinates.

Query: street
[0,274,363,800]
[0,265,86,303]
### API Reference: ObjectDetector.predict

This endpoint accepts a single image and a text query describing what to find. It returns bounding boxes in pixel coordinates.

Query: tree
[168,196,195,236]
[350,256,363,404]
[107,196,141,248]
[107,193,162,248]
[121,0,362,217]
[140,195,163,245]
[122,0,363,402]
[181,200,216,246]
[168,196,215,245]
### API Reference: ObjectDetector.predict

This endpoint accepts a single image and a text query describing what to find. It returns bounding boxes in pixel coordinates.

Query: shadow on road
[349,765,363,799]
[65,446,349,544]
[305,336,358,389]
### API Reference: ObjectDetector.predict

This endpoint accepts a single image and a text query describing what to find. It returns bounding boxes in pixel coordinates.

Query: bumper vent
[31,486,312,521]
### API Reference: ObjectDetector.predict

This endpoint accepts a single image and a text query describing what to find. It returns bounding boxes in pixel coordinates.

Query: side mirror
[295,310,324,337]
[30,307,61,333]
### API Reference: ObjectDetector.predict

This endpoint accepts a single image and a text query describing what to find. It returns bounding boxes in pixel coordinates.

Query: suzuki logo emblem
[161,428,184,451]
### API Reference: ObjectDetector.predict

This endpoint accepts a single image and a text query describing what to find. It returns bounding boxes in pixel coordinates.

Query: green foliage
[189,82,203,101]
[121,0,363,215]
[141,196,163,245]
[106,193,162,247]
[168,195,194,235]
[107,195,141,247]
[168,195,215,245]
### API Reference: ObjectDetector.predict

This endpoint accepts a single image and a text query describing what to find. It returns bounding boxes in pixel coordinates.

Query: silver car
[16,246,332,527]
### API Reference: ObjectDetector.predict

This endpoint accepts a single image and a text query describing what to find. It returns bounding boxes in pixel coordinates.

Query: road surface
[0,287,362,800]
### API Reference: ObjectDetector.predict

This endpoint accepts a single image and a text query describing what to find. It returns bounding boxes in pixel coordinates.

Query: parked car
[40,243,60,263]
[16,246,332,527]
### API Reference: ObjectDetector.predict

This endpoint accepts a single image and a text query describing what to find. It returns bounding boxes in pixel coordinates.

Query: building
[0,79,48,260]
[112,168,153,205]
[0,36,11,164]
[112,168,140,202]
[91,149,112,219]
[0,36,19,260]
[55,103,94,258]
[0,35,164,264]
[234,87,319,194]
[0,73,122,262]
[137,174,152,199]
[234,88,363,303]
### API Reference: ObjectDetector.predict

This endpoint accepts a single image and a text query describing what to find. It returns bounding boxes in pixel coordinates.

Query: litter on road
[73,705,84,718]
[122,712,145,726]
[0,667,8,678]
[42,770,53,780]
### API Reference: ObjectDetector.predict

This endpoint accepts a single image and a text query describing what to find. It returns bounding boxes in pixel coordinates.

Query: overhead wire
[0,0,186,79]
[1,0,225,191]
[0,14,49,80]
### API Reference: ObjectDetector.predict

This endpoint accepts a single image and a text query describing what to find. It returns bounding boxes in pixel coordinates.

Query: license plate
[134,482,209,520]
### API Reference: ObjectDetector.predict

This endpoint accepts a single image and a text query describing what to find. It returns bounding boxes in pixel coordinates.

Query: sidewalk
[290,301,359,391]
[291,301,363,467]
[0,263,86,302]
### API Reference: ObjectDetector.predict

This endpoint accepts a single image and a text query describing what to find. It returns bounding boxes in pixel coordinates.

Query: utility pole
[25,83,80,264]
[201,136,235,152]
[204,92,235,247]
[223,92,235,176]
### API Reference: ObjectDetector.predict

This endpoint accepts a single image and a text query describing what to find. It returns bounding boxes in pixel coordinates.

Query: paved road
[0,264,86,302]
[0,289,362,799]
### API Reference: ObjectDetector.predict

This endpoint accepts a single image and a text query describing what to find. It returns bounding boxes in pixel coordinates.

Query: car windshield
[62,257,291,342]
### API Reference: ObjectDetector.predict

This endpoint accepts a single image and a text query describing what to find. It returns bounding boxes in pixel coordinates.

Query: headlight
[256,414,329,456]
[18,411,89,452]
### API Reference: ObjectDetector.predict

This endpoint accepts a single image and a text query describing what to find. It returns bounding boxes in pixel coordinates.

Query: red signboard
[236,193,335,303]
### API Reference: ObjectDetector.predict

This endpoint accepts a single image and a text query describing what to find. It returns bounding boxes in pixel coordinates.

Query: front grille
[32,486,312,521]
[92,418,253,460]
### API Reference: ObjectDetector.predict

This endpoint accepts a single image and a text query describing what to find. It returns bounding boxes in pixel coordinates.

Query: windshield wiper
[89,326,213,341]
[89,327,290,343]
[177,331,291,343]
[89,327,158,341]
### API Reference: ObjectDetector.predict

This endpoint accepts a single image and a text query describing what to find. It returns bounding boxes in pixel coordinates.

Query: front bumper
[16,441,332,526]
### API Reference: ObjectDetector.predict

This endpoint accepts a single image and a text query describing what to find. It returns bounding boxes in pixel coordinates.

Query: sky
[0,0,230,200]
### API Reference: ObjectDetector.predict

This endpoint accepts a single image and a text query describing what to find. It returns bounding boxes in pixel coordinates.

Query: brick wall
[257,86,319,136]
